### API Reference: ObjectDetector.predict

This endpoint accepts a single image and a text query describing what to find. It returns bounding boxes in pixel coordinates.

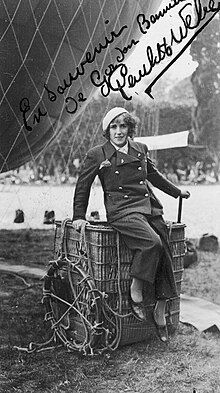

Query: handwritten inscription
[91,63,132,101]
[137,0,187,33]
[65,93,87,115]
[19,98,47,132]
[115,38,139,63]
[144,0,220,97]
[56,21,127,96]
[19,20,127,132]
[19,0,220,131]
[92,0,220,100]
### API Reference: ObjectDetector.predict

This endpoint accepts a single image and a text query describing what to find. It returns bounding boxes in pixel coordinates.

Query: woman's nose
[116,126,123,133]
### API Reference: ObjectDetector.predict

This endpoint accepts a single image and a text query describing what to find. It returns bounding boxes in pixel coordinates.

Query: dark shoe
[14,209,24,223]
[129,293,146,321]
[152,310,168,342]
[43,210,55,224]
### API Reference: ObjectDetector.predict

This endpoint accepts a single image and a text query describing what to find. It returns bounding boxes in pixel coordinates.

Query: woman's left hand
[180,190,190,199]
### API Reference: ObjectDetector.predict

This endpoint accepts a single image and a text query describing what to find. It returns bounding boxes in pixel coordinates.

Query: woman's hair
[103,112,139,140]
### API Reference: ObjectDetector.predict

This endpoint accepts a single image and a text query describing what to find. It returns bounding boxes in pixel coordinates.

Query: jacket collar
[102,139,145,165]
[102,140,116,160]
[128,139,145,160]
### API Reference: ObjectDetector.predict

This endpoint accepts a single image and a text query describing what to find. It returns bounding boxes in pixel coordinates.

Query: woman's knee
[140,234,163,255]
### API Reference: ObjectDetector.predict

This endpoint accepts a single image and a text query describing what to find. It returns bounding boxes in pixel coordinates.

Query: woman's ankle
[130,278,143,303]
[154,300,167,326]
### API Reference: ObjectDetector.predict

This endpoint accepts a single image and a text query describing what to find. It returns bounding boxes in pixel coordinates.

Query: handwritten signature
[19,21,127,132]
[91,0,220,100]
[19,0,220,131]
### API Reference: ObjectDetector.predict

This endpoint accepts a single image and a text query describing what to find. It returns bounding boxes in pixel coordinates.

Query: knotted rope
[15,219,132,356]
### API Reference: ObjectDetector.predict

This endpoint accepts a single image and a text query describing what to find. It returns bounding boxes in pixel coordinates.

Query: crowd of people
[0,158,219,186]
[0,161,79,186]
[161,159,219,185]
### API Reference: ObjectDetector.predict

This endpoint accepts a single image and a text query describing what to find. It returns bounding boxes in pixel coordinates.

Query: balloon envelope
[0,0,162,172]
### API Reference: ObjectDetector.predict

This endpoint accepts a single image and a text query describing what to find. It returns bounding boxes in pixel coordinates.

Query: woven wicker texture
[54,221,185,346]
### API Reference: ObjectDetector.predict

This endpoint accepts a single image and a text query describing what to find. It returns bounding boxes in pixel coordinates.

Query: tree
[190,15,220,179]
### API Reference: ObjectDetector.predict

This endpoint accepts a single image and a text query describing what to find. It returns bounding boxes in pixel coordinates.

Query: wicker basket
[54,220,185,347]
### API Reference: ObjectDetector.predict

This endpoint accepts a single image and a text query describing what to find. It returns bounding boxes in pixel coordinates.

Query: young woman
[72,107,190,342]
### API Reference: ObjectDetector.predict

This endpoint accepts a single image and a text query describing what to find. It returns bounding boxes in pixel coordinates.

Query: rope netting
[0,0,165,227]
[13,218,181,356]
[14,219,133,356]
[0,0,163,172]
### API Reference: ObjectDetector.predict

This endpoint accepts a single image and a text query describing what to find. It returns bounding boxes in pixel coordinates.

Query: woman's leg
[153,299,168,342]
[148,215,177,300]
[130,277,143,303]
[154,299,167,326]
[110,214,178,327]
[110,213,163,320]
[110,213,163,284]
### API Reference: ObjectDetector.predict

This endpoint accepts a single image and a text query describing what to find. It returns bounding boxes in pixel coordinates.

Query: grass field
[0,229,220,393]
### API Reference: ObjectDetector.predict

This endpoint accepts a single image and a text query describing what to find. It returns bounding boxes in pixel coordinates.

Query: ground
[0,229,220,393]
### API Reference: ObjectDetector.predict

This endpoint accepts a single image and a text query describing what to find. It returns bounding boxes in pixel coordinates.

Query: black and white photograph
[0,0,220,392]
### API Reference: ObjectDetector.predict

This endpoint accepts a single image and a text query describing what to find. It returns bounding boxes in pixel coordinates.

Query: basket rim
[55,220,186,231]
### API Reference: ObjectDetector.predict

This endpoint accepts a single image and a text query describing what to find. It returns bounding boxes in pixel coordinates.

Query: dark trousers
[110,213,177,300]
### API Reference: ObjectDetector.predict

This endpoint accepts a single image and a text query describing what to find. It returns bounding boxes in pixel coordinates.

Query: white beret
[102,107,129,131]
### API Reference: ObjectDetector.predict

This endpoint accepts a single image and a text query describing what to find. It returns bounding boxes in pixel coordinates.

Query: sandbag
[198,233,219,253]
[14,209,24,223]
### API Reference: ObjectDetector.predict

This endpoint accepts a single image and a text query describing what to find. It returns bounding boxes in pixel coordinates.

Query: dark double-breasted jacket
[73,139,181,222]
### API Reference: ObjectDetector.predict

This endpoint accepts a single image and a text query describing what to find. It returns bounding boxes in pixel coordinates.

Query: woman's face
[109,114,129,147]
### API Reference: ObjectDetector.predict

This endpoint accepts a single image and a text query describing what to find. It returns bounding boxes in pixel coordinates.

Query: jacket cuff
[173,188,182,198]
[72,214,86,221]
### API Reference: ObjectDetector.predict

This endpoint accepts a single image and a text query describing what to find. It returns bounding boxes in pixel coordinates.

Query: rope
[79,220,89,256]
[60,218,71,259]
[167,221,173,240]
[109,232,123,350]
[14,220,133,356]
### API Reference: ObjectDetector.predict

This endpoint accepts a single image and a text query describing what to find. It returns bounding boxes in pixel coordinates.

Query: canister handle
[177,196,183,223]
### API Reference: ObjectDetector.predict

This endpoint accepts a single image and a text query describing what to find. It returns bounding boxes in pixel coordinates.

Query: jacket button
[140,180,144,184]
[138,153,141,157]
[124,195,129,199]
[115,170,119,174]
[145,193,149,197]
[138,166,142,170]
[119,186,123,190]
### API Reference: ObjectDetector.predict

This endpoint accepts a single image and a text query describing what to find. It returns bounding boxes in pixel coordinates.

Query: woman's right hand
[72,219,88,232]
